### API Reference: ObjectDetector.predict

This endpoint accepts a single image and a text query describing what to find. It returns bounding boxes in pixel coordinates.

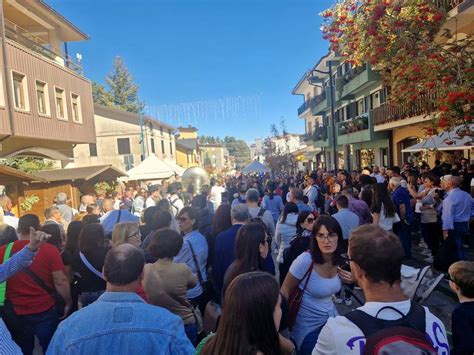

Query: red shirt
[0,240,65,315]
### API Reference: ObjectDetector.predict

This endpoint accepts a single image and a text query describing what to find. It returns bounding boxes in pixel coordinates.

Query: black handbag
[433,235,458,272]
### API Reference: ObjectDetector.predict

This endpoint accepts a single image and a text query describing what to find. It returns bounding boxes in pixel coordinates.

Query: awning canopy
[34,165,126,183]
[402,125,473,152]
[241,160,269,174]
[163,160,185,176]
[4,147,72,161]
[120,155,178,181]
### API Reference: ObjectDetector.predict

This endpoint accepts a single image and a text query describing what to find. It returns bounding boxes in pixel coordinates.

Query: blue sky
[48,0,333,143]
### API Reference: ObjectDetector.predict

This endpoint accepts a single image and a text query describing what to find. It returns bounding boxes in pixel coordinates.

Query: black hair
[103,245,145,285]
[280,202,298,224]
[66,221,84,255]
[177,206,200,230]
[296,211,313,234]
[41,224,63,250]
[151,210,172,230]
[18,214,40,235]
[310,215,344,266]
[0,225,17,246]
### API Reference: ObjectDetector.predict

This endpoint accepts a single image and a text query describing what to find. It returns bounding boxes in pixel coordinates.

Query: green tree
[3,157,54,174]
[91,81,112,106]
[223,136,250,169]
[100,57,144,113]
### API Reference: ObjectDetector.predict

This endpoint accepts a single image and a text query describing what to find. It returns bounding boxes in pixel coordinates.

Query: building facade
[0,0,95,163]
[200,143,230,172]
[175,126,200,168]
[73,104,176,171]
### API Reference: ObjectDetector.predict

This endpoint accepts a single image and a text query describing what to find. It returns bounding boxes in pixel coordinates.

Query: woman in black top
[72,223,111,307]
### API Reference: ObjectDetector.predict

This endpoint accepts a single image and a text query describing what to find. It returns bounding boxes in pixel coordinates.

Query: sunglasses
[305,217,315,224]
[127,231,141,240]
[178,216,190,222]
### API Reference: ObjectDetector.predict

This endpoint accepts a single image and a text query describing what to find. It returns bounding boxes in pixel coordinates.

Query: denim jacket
[47,292,195,354]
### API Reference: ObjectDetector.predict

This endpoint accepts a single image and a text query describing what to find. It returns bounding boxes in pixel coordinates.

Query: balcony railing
[297,92,327,115]
[373,92,438,126]
[341,64,367,84]
[433,0,465,11]
[338,113,369,136]
[4,19,83,74]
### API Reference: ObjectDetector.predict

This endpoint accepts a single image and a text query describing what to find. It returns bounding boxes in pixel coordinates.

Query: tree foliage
[92,57,145,113]
[264,119,295,175]
[321,0,473,144]
[3,157,54,174]
[198,135,250,169]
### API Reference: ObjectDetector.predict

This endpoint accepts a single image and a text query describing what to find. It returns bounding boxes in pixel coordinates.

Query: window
[71,93,82,123]
[117,138,131,155]
[371,91,381,109]
[89,143,97,157]
[161,140,165,154]
[151,138,155,153]
[12,71,29,111]
[160,127,164,136]
[170,141,173,155]
[357,98,365,115]
[35,80,50,116]
[54,87,67,120]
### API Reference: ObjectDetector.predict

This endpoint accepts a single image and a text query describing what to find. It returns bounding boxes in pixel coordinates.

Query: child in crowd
[448,261,474,355]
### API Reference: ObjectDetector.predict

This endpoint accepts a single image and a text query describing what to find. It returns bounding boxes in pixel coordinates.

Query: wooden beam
[5,0,53,30]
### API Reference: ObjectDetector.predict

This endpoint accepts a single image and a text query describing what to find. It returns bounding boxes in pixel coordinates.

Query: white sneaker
[333,295,343,304]
[344,298,352,306]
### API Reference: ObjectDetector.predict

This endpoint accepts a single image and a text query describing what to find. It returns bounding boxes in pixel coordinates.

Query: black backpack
[345,302,436,355]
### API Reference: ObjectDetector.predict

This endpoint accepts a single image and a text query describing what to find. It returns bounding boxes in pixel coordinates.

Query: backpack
[314,185,325,209]
[345,302,436,355]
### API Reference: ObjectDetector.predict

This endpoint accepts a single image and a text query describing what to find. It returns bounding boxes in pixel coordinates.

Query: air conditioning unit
[124,155,134,171]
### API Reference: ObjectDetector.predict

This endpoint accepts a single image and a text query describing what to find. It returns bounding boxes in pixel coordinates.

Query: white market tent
[241,160,269,174]
[402,124,473,152]
[163,160,185,176]
[120,155,179,181]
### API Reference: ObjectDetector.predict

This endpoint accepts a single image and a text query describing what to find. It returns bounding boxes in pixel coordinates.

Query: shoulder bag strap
[23,268,54,295]
[0,242,14,306]
[300,261,313,290]
[186,240,204,285]
[79,252,105,280]
[115,209,122,224]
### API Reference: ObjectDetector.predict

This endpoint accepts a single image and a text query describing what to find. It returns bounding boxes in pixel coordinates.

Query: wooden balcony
[373,92,438,126]
[434,0,467,11]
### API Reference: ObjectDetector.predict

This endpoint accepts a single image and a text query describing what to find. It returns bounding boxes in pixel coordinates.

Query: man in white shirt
[167,183,184,217]
[209,178,225,211]
[313,224,449,355]
[0,195,19,230]
[145,185,160,209]
[303,173,318,211]
[371,165,386,184]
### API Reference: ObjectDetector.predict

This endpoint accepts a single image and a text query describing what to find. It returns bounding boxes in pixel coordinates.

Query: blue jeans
[184,322,198,346]
[16,307,59,355]
[394,222,412,259]
[449,222,469,260]
[298,327,323,355]
[80,290,104,307]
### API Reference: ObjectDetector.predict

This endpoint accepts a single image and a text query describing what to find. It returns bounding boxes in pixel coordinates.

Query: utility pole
[138,99,145,161]
[328,61,338,172]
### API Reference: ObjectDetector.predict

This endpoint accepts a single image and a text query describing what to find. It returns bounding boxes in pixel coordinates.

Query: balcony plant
[321,0,473,144]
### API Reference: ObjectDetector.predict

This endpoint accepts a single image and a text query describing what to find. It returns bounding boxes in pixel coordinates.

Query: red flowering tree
[321,0,473,145]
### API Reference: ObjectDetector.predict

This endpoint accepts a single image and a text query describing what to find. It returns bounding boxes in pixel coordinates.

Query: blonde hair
[112,222,139,247]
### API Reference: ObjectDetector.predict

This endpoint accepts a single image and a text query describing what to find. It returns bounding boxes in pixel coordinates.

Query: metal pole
[328,61,338,171]
[138,100,145,160]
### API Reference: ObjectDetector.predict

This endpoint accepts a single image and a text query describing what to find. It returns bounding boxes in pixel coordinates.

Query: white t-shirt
[145,196,156,209]
[3,215,18,230]
[313,300,449,355]
[209,185,225,210]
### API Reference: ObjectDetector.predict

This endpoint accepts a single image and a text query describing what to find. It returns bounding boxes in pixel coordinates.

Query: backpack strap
[0,242,14,306]
[345,302,426,338]
[186,240,204,286]
[23,268,54,295]
[79,252,105,280]
[169,198,180,212]
[257,208,266,218]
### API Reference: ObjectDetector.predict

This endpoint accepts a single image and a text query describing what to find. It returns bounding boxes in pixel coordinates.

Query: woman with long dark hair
[207,204,232,267]
[222,223,269,296]
[275,202,299,283]
[72,223,111,307]
[199,272,282,355]
[372,183,398,232]
[281,215,345,354]
[262,181,284,224]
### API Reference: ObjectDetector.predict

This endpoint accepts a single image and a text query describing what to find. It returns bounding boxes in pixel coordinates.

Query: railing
[373,92,438,126]
[4,19,83,74]
[341,64,367,84]
[297,91,327,115]
[433,0,465,11]
[303,125,328,142]
[338,113,369,135]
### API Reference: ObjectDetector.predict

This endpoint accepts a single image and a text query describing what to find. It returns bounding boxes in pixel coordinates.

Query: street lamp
[307,59,340,172]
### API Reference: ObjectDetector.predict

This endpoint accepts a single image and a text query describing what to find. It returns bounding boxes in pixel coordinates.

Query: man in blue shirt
[332,195,359,242]
[389,177,414,259]
[213,204,249,302]
[47,245,194,354]
[289,188,312,213]
[440,175,472,260]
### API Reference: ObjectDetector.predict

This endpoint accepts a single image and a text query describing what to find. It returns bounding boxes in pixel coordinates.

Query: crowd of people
[0,158,472,354]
